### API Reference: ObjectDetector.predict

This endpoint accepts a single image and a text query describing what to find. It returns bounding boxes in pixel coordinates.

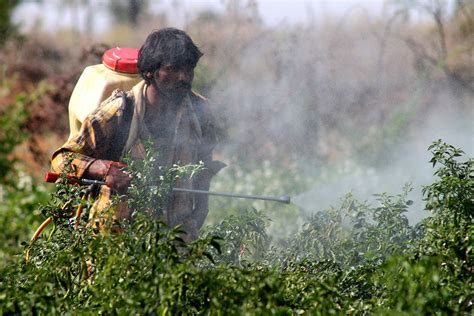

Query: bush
[0,78,51,269]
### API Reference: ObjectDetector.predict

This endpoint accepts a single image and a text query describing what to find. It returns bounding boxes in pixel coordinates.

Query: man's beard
[154,81,191,103]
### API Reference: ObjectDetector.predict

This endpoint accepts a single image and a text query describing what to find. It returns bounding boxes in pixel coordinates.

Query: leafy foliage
[1,140,473,314]
[0,82,28,184]
[124,140,204,220]
[0,0,20,46]
[0,77,52,269]
[284,186,414,267]
[203,208,270,265]
[374,139,474,314]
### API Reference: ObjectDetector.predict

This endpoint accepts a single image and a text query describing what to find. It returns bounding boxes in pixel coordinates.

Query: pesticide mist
[195,6,474,232]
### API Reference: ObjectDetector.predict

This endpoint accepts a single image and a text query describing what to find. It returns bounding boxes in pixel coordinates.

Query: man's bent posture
[51,28,224,241]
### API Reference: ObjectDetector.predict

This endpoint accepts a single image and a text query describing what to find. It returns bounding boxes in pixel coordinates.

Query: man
[51,28,224,240]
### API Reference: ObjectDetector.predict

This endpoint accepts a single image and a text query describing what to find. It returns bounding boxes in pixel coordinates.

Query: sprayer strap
[109,91,134,161]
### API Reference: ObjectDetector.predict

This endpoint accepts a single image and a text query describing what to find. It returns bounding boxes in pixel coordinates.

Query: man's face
[152,64,195,101]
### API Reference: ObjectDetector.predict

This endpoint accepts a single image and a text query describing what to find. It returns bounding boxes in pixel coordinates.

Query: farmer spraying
[51,28,225,241]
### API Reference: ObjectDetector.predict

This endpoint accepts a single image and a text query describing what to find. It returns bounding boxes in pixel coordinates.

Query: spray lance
[30,170,290,244]
[43,172,291,204]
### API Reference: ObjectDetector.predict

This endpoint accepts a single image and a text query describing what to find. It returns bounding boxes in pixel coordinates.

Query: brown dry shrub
[0,34,107,174]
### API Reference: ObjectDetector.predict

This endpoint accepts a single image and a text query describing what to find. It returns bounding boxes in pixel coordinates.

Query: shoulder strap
[109,91,134,161]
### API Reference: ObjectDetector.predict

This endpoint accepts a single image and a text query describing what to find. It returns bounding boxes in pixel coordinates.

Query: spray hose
[29,174,98,245]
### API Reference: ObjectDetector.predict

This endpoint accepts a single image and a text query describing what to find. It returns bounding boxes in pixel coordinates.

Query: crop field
[0,139,472,314]
[0,1,473,314]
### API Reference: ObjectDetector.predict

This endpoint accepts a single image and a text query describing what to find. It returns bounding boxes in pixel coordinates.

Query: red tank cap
[102,47,139,74]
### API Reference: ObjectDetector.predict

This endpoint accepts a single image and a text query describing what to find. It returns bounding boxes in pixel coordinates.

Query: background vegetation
[0,0,473,314]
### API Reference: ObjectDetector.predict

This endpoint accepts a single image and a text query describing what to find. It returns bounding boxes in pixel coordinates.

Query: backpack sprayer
[67,47,141,141]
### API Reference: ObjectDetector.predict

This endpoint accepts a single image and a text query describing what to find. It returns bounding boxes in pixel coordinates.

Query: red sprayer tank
[67,47,141,140]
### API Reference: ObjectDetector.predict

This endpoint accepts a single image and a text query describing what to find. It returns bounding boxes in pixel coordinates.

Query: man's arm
[191,101,226,228]
[51,96,132,193]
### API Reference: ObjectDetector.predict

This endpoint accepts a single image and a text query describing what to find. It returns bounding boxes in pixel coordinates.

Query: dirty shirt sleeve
[51,97,125,179]
[198,102,219,165]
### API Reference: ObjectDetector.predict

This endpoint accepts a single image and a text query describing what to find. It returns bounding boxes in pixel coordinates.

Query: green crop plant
[0,75,53,269]
[0,140,472,314]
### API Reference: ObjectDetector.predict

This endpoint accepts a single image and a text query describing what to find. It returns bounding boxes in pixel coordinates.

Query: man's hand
[85,160,131,194]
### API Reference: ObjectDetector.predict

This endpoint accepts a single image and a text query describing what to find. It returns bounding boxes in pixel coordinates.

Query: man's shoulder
[91,89,133,120]
[190,91,214,121]
[100,80,142,109]
[190,91,212,114]
[190,91,218,130]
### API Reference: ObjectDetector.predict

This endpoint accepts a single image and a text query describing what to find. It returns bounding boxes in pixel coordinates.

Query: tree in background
[0,0,20,46]
[109,0,149,26]
[454,0,474,37]
[392,0,474,93]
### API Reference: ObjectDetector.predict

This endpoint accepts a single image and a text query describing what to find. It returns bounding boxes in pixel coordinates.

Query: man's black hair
[137,28,203,84]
